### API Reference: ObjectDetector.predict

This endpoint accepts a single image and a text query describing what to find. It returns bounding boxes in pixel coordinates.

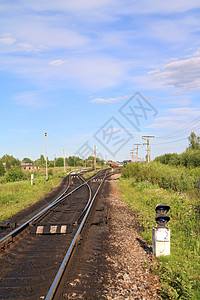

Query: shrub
[122,162,198,192]
[0,161,5,176]
[5,168,28,182]
[155,149,200,168]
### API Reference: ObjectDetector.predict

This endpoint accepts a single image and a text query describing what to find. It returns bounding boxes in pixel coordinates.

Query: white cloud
[17,43,34,52]
[1,0,200,93]
[49,59,64,66]
[91,95,130,103]
[4,0,200,17]
[19,0,114,14]
[0,37,16,45]
[149,56,200,92]
[0,54,126,90]
[118,0,200,15]
[148,108,200,129]
[168,107,200,116]
[147,69,160,75]
[0,16,90,54]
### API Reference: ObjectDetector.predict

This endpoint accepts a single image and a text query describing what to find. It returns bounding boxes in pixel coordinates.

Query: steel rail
[0,169,107,247]
[76,174,95,224]
[45,170,108,300]
[50,172,71,204]
[51,168,90,205]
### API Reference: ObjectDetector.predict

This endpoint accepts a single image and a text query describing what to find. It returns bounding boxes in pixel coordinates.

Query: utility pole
[142,136,154,162]
[130,149,135,163]
[94,145,97,170]
[63,149,66,172]
[45,133,48,181]
[134,144,141,162]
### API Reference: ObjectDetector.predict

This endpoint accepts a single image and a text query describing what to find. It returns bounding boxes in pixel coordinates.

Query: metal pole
[45,133,48,181]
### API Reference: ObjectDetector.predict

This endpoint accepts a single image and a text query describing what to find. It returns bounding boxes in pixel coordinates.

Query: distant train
[109,162,123,167]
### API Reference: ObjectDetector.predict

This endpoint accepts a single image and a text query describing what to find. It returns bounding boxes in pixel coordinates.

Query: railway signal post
[152,203,170,257]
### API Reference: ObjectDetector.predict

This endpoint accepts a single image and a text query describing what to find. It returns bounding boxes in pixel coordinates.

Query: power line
[155,116,200,140]
[152,116,200,146]
[154,125,200,145]
[152,137,188,146]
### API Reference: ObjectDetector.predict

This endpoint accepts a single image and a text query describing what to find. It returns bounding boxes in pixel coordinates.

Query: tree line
[154,132,200,167]
[0,154,105,182]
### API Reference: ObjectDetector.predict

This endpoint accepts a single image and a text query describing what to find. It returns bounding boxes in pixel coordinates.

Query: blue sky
[1,0,200,162]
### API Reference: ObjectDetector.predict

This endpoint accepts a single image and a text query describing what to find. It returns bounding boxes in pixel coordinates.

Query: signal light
[155,203,170,227]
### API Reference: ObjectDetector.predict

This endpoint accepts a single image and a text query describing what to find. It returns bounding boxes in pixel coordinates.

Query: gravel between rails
[59,174,161,299]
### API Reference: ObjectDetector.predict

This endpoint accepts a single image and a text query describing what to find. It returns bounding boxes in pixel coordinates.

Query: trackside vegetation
[155,132,200,168]
[0,168,68,222]
[119,162,200,299]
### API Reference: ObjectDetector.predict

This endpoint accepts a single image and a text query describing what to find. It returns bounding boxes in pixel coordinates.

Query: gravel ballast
[59,174,161,299]
[102,174,161,299]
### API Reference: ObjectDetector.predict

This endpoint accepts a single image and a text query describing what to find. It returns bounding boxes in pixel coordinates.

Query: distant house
[21,162,38,171]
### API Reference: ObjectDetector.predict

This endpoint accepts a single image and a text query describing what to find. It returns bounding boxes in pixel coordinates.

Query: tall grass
[119,162,200,299]
[0,168,68,222]
[122,162,199,192]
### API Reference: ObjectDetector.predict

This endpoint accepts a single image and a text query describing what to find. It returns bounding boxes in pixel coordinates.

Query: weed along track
[0,169,109,299]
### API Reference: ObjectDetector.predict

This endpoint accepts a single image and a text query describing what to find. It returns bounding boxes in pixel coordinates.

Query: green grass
[122,162,199,192]
[0,167,73,222]
[118,177,200,299]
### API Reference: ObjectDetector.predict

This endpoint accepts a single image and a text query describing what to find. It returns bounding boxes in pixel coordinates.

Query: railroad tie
[36,225,44,234]
[34,224,72,234]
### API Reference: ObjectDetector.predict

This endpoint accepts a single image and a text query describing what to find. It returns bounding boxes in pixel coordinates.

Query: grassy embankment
[0,167,74,222]
[119,162,200,299]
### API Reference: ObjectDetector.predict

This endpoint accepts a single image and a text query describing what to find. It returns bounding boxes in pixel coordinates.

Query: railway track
[0,168,109,299]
